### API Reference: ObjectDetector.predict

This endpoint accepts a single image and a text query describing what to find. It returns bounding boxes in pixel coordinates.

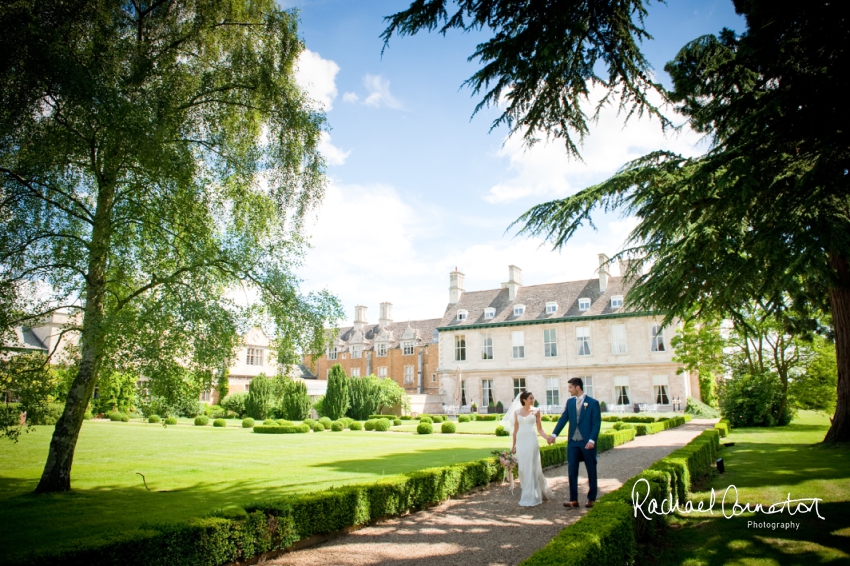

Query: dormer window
[376,343,387,357]
[579,298,590,311]
[513,304,525,316]
[457,309,468,321]
[545,302,558,314]
[611,296,624,309]
[484,308,495,319]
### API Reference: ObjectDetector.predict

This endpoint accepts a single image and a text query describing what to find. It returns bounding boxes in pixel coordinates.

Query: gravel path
[267,419,717,566]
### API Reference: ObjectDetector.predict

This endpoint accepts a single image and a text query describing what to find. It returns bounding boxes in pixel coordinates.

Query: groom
[548,377,601,508]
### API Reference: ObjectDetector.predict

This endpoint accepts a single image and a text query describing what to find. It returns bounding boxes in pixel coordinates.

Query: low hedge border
[521,428,721,566]
[633,416,688,436]
[715,418,731,438]
[253,424,310,434]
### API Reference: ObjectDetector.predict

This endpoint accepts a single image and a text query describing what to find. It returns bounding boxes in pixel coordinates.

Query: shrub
[83,411,93,420]
[458,415,470,423]
[342,417,355,427]
[715,419,731,437]
[349,421,363,431]
[364,419,377,431]
[254,424,310,434]
[393,418,402,426]
[612,422,635,431]
[347,376,381,420]
[685,396,721,419]
[147,415,161,424]
[107,411,124,422]
[331,421,345,432]
[373,418,390,431]
[324,364,350,420]
[213,419,227,428]
[477,414,499,421]
[417,422,433,435]
[399,415,412,420]
[275,419,293,427]
[225,410,238,419]
[432,415,444,423]
[419,416,433,424]
[602,415,621,422]
[263,419,276,426]
[164,417,178,425]
[303,418,316,427]
[495,401,504,413]
[495,425,510,436]
[621,416,656,423]
[441,421,456,434]
[121,414,130,422]
[242,418,255,428]
[318,417,333,428]
[220,392,249,417]
[312,423,325,432]
[280,379,313,421]
[245,374,274,420]
[312,395,325,418]
[194,416,209,426]
[719,373,795,427]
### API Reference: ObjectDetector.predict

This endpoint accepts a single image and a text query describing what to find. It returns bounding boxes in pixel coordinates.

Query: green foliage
[302,418,316,428]
[0,353,58,440]
[671,317,725,407]
[346,375,381,420]
[612,422,635,431]
[221,393,249,419]
[311,396,325,418]
[441,421,456,434]
[373,418,390,432]
[330,421,344,432]
[275,420,293,427]
[107,412,127,422]
[246,375,274,421]
[216,371,230,400]
[431,415,444,423]
[318,417,332,428]
[685,397,720,419]
[495,401,504,413]
[147,415,161,424]
[714,420,730,438]
[253,424,310,434]
[324,365,350,421]
[375,378,410,415]
[790,336,838,414]
[476,414,500,421]
[213,419,227,428]
[719,373,795,427]
[280,379,312,421]
[620,416,656,424]
[242,418,255,429]
[419,416,433,424]
[194,416,209,426]
[458,415,470,423]
[393,418,401,426]
[348,421,363,431]
[416,422,433,435]
[312,423,325,432]
[164,417,178,425]
[364,419,376,431]
[494,425,510,437]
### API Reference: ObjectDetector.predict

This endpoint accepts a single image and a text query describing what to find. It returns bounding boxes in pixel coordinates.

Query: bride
[504,391,556,507]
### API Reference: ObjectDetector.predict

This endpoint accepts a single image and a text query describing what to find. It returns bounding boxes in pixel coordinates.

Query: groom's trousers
[567,442,598,502]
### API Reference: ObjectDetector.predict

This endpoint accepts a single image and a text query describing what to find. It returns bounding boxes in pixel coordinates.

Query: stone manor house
[307,254,699,414]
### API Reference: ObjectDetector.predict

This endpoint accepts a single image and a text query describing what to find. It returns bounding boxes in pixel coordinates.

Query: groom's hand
[547,435,556,445]
[585,440,595,450]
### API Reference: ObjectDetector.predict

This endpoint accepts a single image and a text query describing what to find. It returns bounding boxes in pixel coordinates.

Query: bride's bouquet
[492,450,519,493]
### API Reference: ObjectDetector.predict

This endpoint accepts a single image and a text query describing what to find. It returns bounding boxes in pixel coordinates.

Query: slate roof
[332,318,442,352]
[0,327,48,352]
[438,275,639,329]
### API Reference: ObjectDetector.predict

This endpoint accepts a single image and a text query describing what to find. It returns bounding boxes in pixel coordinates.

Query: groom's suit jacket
[553,396,602,445]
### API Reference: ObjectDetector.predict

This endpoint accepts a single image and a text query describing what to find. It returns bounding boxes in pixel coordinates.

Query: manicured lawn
[393,419,617,436]
[0,419,505,561]
[646,411,850,565]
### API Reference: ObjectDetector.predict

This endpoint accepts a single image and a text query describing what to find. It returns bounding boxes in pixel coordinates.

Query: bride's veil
[500,393,524,433]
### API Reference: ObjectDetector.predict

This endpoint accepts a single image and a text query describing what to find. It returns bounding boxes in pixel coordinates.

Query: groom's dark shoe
[564,501,579,508]
[585,500,595,508]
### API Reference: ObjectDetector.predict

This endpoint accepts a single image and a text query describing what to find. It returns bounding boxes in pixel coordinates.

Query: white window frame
[403,365,414,384]
[611,324,627,354]
[482,379,494,405]
[576,327,591,356]
[544,328,558,357]
[611,295,624,309]
[653,375,670,404]
[583,376,594,398]
[351,345,362,359]
[651,325,666,352]
[328,346,337,360]
[455,334,467,361]
[351,367,361,377]
[480,332,494,360]
[545,377,560,406]
[511,331,525,359]
[513,304,526,316]
[457,309,468,321]
[545,302,558,314]
[377,366,387,377]
[578,298,591,311]
[403,341,414,355]
[614,376,630,405]
[247,348,264,366]
[376,342,387,357]
[513,377,526,399]
[484,307,495,319]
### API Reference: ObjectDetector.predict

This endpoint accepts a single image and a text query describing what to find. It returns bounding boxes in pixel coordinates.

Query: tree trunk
[825,253,850,443]
[35,181,114,493]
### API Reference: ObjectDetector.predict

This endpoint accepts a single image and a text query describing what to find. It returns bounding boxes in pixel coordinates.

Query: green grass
[0,419,505,560]
[393,420,617,436]
[645,411,850,565]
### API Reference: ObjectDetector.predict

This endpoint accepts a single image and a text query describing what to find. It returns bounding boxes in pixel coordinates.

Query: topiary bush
[331,420,345,431]
[393,418,402,426]
[349,420,363,431]
[213,419,227,427]
[417,422,433,435]
[612,422,636,431]
[254,424,310,434]
[432,415,444,423]
[364,419,377,431]
[374,418,390,431]
[164,417,178,425]
[419,416,433,424]
[495,401,504,413]
[275,419,293,427]
[458,414,470,423]
[441,421,456,434]
[242,418,255,428]
[107,411,124,422]
[194,416,209,426]
[303,418,316,428]
[147,415,161,423]
[262,419,276,426]
[495,425,510,436]
[318,417,332,428]
[312,423,325,432]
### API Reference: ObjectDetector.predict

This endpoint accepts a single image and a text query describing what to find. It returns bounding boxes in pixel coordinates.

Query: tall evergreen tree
[347,375,381,420]
[281,379,312,421]
[245,374,274,421]
[323,364,349,420]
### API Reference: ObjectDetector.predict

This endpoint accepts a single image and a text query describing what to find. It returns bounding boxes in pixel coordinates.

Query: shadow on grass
[713,442,850,489]
[307,446,499,475]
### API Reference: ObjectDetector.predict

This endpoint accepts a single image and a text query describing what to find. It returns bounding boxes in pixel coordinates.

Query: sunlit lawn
[646,411,850,565]
[392,419,618,436]
[0,419,505,561]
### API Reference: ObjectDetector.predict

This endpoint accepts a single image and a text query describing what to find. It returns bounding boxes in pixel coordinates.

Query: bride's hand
[511,446,516,454]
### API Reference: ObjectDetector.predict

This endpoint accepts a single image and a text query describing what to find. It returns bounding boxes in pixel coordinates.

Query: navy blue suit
[553,395,602,502]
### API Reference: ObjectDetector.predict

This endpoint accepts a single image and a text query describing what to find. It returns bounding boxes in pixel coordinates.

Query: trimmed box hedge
[253,424,310,434]
[522,429,721,566]
[715,418,731,438]
[634,416,688,436]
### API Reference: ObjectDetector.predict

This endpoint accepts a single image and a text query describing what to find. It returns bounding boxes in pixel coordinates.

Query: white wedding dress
[515,409,555,507]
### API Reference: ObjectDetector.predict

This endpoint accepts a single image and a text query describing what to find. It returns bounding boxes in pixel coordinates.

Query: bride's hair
[519,390,533,406]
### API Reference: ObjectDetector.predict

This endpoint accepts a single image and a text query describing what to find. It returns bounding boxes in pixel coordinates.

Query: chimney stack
[618,256,634,281]
[501,265,523,301]
[379,302,393,327]
[449,269,465,304]
[353,305,368,331]
[598,253,610,293]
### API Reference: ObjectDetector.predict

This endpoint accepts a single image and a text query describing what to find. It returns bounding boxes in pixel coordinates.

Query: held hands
[511,446,516,454]
[546,435,556,445]
[585,440,595,450]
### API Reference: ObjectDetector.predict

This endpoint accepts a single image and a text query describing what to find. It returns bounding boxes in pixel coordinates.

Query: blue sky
[286,0,745,326]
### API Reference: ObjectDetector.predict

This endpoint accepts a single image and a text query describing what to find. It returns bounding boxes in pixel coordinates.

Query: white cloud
[318,132,350,166]
[342,92,360,104]
[362,74,404,110]
[485,86,708,204]
[295,49,340,111]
